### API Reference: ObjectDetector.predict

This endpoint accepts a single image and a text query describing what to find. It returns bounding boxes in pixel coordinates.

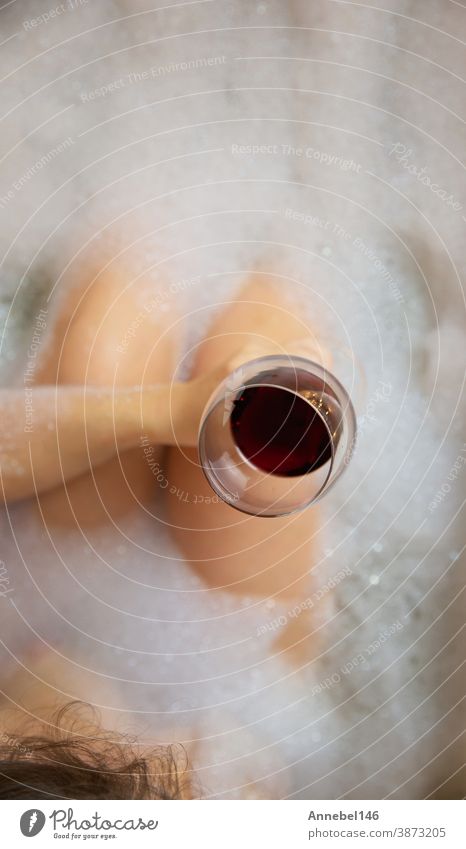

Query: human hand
[167,337,332,448]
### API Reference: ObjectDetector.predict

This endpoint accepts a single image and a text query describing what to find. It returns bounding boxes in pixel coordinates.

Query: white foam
[0,0,464,800]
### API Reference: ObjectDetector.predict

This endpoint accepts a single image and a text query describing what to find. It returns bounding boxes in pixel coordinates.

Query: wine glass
[198,355,356,517]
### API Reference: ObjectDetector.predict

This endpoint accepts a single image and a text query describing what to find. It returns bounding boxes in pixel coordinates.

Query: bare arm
[0,385,174,504]
[0,353,242,504]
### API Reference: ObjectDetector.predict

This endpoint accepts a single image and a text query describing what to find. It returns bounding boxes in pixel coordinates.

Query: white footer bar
[2,799,464,848]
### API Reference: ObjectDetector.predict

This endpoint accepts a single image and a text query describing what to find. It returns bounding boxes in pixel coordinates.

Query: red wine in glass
[198,356,356,517]
[230,384,333,477]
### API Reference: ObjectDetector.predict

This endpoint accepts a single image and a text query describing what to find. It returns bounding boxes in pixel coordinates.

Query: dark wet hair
[0,703,195,800]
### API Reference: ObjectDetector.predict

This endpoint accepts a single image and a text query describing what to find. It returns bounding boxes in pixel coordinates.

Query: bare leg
[33,256,181,527]
[1,256,182,729]
[165,276,326,609]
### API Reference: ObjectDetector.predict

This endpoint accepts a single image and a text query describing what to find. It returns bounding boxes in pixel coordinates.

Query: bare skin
[0,259,328,790]
[1,263,327,599]
[166,276,328,604]
[0,258,242,519]
[0,256,188,756]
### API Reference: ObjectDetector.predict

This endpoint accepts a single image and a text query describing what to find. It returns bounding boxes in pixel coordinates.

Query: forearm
[0,347,243,504]
[0,384,177,504]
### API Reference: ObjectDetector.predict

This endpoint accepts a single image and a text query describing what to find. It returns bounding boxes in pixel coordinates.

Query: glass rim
[198,354,357,442]
[199,381,337,475]
[197,353,357,516]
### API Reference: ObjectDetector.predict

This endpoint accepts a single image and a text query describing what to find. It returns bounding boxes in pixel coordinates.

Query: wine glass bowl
[198,355,356,517]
